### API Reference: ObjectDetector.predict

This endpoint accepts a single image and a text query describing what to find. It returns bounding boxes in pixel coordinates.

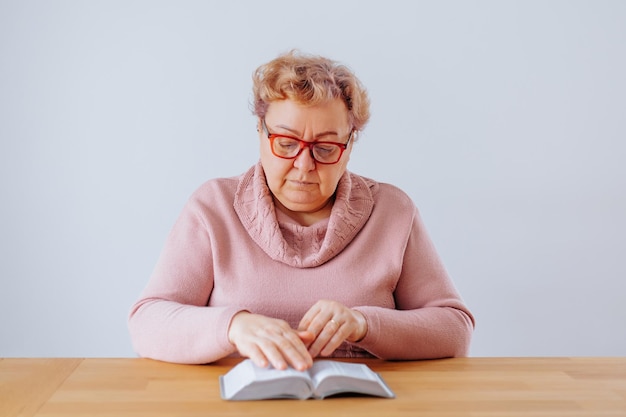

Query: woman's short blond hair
[251,50,370,135]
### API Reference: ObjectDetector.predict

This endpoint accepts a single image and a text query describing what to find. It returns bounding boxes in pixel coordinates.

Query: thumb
[297,330,315,345]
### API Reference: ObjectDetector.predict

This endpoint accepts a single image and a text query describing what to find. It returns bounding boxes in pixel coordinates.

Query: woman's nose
[293,146,316,171]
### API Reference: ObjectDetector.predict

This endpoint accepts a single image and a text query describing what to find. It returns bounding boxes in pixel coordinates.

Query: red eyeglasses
[262,119,353,165]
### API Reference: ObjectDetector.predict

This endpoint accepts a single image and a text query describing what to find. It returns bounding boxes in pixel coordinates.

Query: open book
[219,359,395,401]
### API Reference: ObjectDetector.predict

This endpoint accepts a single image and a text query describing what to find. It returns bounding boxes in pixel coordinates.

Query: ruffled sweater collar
[234,162,376,268]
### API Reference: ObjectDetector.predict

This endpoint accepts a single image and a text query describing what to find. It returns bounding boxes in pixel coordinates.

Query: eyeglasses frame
[261,118,353,165]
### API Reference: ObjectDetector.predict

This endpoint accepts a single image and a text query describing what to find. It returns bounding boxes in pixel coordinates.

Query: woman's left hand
[297,300,368,358]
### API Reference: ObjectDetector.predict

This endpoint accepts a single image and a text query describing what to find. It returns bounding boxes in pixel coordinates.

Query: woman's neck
[273,197,334,227]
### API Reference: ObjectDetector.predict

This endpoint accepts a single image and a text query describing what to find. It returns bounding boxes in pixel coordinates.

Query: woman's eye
[315,145,338,155]
[276,139,299,151]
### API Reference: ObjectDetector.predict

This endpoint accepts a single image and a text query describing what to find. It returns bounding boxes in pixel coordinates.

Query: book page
[220,359,394,400]
[310,360,395,399]
[310,360,378,384]
[220,359,313,400]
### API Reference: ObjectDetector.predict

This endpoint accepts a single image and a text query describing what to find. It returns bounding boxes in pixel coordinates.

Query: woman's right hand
[227,311,314,371]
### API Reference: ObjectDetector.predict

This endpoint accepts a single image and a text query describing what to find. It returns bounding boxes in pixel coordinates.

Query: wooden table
[1,357,625,416]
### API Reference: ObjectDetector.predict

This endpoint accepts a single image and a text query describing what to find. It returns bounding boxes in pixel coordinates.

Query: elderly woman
[128,50,474,371]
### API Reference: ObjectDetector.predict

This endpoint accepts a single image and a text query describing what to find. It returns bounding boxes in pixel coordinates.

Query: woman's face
[259,98,353,217]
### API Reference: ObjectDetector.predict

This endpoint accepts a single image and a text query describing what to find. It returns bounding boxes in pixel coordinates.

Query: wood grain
[2,357,625,417]
[0,358,82,417]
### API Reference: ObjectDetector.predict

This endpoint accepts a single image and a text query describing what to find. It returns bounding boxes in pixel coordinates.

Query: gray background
[1,0,624,358]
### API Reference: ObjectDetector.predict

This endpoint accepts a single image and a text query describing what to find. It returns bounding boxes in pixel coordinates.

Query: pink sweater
[128,163,474,364]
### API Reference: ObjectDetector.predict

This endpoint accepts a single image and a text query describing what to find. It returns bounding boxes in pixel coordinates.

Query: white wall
[1,0,624,358]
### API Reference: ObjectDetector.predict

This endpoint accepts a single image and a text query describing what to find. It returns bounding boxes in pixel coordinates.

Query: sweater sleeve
[353,207,475,359]
[127,196,243,364]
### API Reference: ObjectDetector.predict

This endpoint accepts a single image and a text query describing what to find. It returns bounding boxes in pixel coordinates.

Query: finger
[279,332,313,370]
[302,310,337,340]
[259,343,289,370]
[264,331,312,371]
[320,325,348,356]
[239,344,269,369]
[297,330,316,346]
[299,299,341,334]
[308,319,342,358]
[321,319,357,357]
[298,305,323,334]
